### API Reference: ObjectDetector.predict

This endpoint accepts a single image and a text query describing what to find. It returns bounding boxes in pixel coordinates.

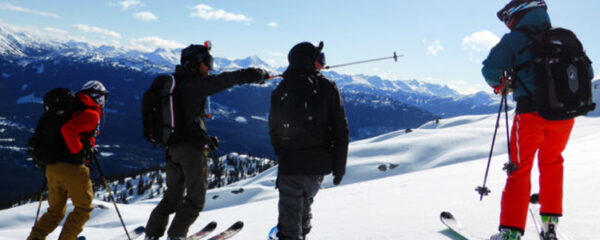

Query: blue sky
[0,0,598,93]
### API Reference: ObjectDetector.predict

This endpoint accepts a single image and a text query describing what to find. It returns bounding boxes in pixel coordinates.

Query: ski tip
[440,211,455,220]
[530,193,540,204]
[134,226,146,234]
[233,221,244,228]
[207,221,217,228]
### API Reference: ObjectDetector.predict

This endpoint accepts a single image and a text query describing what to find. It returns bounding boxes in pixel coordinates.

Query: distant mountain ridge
[2,21,598,207]
[1,23,497,118]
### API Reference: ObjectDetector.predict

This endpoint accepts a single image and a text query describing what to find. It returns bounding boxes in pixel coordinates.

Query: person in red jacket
[28,80,108,240]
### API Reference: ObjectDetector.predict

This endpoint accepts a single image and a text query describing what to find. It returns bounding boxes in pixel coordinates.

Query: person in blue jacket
[482,1,593,240]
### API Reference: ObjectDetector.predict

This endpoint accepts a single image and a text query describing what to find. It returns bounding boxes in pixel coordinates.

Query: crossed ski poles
[476,70,515,201]
[267,52,402,79]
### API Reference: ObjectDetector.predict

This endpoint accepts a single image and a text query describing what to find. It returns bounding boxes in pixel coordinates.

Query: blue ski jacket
[481,8,594,101]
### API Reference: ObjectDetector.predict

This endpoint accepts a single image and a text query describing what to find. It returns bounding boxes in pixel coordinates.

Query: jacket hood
[514,8,551,30]
[77,92,103,116]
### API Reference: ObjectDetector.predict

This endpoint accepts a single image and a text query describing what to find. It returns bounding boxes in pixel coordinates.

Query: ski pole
[501,93,517,175]
[266,52,402,79]
[92,153,132,240]
[476,93,506,201]
[476,70,515,200]
[324,52,402,69]
[267,74,282,80]
[34,176,47,224]
[501,72,517,175]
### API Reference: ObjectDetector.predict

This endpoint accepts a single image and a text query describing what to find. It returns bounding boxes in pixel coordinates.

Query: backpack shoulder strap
[512,27,546,73]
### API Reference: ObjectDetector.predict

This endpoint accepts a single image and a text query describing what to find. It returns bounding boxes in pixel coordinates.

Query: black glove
[333,174,343,186]
[209,136,219,151]
[74,147,97,164]
[246,67,270,84]
[74,148,90,163]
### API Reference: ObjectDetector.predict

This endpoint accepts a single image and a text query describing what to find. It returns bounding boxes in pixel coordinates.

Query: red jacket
[61,92,103,154]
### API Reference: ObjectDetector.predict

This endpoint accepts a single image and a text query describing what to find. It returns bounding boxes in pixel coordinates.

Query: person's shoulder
[315,73,338,90]
[76,107,101,122]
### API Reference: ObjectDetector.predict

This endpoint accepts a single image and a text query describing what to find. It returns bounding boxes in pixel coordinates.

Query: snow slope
[1,113,599,239]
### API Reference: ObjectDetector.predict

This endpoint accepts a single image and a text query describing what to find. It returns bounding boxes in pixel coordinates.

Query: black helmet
[497,0,547,24]
[180,41,214,70]
[287,41,325,70]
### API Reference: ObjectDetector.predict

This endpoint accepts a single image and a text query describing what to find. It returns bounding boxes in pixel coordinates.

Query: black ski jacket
[170,65,264,146]
[269,68,349,177]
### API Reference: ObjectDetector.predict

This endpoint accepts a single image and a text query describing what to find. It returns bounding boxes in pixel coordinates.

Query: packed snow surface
[1,112,598,239]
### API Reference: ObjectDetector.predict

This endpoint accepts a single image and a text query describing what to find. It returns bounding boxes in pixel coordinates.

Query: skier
[27,81,108,240]
[143,43,270,240]
[482,1,594,239]
[268,41,349,240]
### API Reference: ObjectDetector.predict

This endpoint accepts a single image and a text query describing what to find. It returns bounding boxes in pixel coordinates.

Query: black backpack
[515,27,595,120]
[270,74,330,150]
[28,88,89,166]
[142,75,177,146]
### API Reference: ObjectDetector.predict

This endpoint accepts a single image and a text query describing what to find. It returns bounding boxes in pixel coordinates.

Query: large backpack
[270,74,330,150]
[141,75,177,146]
[515,27,595,120]
[28,88,89,166]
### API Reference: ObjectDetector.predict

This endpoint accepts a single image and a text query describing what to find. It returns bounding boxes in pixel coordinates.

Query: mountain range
[0,22,527,203]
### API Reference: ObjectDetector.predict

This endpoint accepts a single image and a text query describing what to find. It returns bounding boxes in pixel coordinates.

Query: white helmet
[81,80,108,107]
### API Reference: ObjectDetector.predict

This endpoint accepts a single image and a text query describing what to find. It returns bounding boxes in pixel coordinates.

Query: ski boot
[541,215,559,240]
[489,228,522,240]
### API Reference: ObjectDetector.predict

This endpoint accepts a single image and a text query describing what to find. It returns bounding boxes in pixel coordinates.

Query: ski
[108,225,146,240]
[528,194,545,240]
[267,226,278,240]
[187,221,218,240]
[440,211,487,240]
[206,221,244,240]
[529,194,574,240]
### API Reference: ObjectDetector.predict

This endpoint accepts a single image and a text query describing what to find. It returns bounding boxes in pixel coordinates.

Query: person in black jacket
[144,42,269,240]
[269,41,349,240]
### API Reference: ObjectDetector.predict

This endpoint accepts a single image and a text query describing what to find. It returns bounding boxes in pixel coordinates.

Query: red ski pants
[499,113,574,232]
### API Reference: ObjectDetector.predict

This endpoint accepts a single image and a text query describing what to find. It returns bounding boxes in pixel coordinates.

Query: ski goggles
[202,54,215,70]
[497,0,547,24]
[316,52,326,66]
[85,89,109,105]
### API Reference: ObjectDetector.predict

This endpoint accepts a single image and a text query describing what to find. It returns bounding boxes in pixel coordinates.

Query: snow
[99,152,114,157]
[16,93,42,104]
[588,79,600,116]
[235,116,248,124]
[1,111,599,239]
[35,64,44,74]
[250,115,267,122]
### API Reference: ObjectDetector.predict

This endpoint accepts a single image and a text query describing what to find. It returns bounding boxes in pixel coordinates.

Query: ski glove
[246,67,270,84]
[208,136,219,150]
[493,72,513,96]
[74,147,97,164]
[333,175,343,186]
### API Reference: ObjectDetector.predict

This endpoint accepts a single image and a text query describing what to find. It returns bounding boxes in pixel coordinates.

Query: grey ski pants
[145,142,208,238]
[277,175,323,240]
